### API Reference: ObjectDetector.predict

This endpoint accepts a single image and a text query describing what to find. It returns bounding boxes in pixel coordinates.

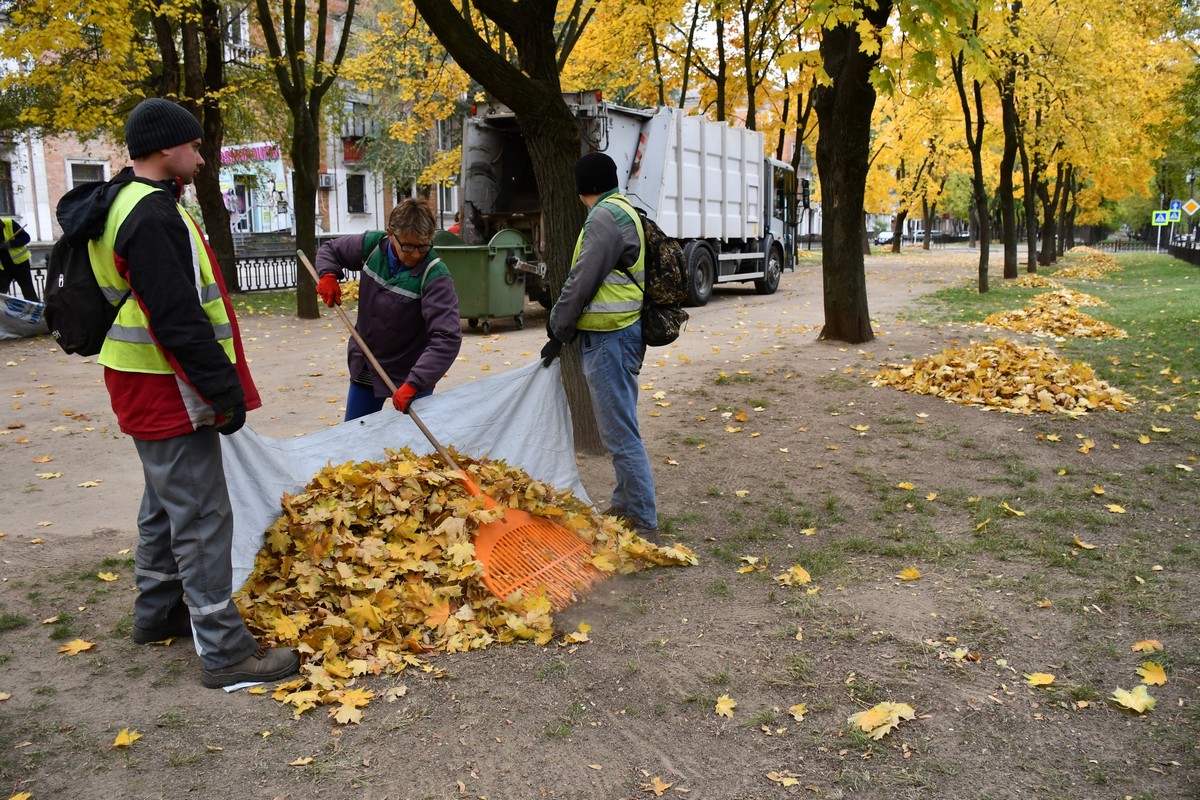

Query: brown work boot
[201,646,300,689]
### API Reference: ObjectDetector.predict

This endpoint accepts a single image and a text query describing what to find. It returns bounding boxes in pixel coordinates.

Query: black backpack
[44,233,129,356]
[616,204,689,346]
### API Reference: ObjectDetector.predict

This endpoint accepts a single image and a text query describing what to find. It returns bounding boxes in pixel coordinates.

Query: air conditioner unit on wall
[318,173,334,189]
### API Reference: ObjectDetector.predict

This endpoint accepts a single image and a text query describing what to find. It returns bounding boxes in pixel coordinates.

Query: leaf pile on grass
[1008,273,1062,289]
[1029,288,1108,308]
[871,337,1136,414]
[340,279,361,303]
[1053,247,1123,280]
[982,304,1126,339]
[235,449,696,723]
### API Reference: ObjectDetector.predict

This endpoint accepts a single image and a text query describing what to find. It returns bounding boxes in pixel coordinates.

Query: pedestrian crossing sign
[1152,211,1168,226]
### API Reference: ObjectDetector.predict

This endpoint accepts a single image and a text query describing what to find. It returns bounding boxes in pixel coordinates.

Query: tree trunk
[411,0,604,453]
[951,44,990,293]
[1018,137,1038,272]
[1036,163,1063,266]
[291,112,321,319]
[1055,164,1072,257]
[813,3,892,344]
[891,209,907,253]
[998,71,1018,280]
[196,0,235,288]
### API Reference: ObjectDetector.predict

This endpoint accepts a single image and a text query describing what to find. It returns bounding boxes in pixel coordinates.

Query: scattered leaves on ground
[847,701,916,740]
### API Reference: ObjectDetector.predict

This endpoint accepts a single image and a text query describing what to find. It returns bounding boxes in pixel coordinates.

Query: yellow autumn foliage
[1008,274,1063,289]
[236,449,696,722]
[871,338,1135,414]
[981,306,1127,339]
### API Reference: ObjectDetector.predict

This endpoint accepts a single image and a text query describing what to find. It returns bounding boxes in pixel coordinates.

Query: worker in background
[1,215,38,301]
[315,198,462,420]
[541,152,659,542]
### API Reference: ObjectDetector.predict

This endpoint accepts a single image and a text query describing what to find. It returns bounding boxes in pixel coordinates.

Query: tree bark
[998,71,1019,280]
[951,40,990,293]
[412,0,603,453]
[813,2,892,344]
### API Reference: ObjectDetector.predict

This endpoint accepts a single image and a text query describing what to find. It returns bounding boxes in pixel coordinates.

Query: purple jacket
[316,232,462,397]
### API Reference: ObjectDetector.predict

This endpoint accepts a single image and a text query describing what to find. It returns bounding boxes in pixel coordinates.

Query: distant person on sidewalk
[0,215,38,301]
[315,198,462,420]
[56,97,299,688]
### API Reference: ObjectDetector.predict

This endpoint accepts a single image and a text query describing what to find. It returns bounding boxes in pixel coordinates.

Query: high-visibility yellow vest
[576,193,645,332]
[1,218,30,265]
[91,182,235,373]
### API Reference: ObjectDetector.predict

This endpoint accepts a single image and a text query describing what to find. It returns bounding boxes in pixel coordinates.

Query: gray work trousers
[133,428,258,670]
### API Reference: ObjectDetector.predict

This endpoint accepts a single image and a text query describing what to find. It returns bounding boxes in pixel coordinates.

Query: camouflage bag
[619,207,689,347]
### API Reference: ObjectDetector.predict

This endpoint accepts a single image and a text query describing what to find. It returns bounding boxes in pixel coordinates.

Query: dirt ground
[1,249,1197,800]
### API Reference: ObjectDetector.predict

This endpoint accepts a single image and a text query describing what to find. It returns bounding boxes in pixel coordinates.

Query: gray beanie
[125,98,204,159]
[574,152,619,195]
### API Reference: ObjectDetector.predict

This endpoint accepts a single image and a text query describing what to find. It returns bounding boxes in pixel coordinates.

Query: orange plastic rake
[298,250,604,610]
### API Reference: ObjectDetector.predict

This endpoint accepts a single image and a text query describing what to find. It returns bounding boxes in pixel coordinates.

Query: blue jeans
[579,319,657,529]
[345,381,430,421]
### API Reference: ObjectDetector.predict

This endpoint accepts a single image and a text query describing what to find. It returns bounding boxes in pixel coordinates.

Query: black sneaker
[132,604,193,644]
[201,646,301,689]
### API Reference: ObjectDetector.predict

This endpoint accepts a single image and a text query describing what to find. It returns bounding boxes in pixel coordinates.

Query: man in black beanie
[543,151,660,541]
[55,98,300,688]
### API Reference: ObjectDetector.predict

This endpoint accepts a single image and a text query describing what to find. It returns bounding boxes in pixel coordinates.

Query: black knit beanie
[125,98,204,159]
[574,152,619,195]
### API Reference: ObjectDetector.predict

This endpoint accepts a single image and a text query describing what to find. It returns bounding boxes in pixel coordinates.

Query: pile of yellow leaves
[1009,274,1062,289]
[235,450,696,722]
[871,338,1135,414]
[982,305,1126,339]
[1029,289,1107,308]
[1053,247,1122,280]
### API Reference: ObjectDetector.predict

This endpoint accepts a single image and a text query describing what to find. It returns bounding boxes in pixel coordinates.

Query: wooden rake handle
[296,249,468,477]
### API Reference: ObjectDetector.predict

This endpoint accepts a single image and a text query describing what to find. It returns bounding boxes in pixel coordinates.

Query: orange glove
[317,273,341,307]
[392,382,418,413]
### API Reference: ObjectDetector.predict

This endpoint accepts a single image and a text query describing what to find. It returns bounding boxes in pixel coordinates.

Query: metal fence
[28,255,303,299]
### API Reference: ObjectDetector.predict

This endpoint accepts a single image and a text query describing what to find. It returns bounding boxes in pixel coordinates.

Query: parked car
[875,230,895,246]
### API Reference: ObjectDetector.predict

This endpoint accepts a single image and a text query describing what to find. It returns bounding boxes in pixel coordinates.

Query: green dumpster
[433,228,530,335]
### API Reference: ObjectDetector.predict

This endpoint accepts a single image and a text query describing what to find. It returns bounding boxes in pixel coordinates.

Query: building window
[68,161,106,189]
[347,174,366,214]
[0,161,13,216]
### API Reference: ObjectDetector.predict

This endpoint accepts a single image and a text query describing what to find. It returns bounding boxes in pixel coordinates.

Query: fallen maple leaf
[1106,504,1126,514]
[643,776,672,796]
[112,728,142,747]
[1024,672,1055,687]
[1092,485,1105,495]
[97,572,119,582]
[766,771,800,787]
[1131,639,1163,653]
[1111,685,1155,713]
[1001,501,1025,517]
[896,481,916,490]
[714,694,737,718]
[289,757,314,766]
[1137,662,1167,686]
[1072,536,1096,550]
[58,639,95,655]
[848,701,915,740]
[788,703,807,721]
[775,565,811,586]
[896,567,922,581]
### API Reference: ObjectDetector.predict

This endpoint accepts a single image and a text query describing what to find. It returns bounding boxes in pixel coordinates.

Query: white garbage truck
[456,91,799,307]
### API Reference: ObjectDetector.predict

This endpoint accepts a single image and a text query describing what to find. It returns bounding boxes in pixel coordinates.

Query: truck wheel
[684,241,714,307]
[755,246,783,295]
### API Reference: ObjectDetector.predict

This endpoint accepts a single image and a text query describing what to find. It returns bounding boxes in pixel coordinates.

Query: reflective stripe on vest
[91,182,235,373]
[576,193,645,331]
[2,218,30,265]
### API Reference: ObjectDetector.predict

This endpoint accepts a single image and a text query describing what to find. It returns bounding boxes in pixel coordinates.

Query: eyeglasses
[394,242,432,254]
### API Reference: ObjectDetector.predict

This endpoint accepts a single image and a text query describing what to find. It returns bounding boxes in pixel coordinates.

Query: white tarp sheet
[1,293,48,340]
[222,361,586,586]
